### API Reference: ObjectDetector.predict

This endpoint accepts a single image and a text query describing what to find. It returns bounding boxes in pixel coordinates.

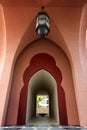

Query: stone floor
[0,126,87,130]
[1,116,87,130]
[28,115,58,126]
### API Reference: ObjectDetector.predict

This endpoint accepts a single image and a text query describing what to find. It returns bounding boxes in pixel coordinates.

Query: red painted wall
[17,53,68,125]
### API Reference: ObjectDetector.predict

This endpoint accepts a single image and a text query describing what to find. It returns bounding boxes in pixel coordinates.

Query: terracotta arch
[17,53,68,125]
[5,10,76,125]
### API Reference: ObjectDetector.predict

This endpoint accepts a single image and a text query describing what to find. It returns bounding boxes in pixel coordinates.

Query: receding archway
[26,69,59,125]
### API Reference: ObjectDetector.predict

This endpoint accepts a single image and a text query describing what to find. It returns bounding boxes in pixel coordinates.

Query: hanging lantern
[35,11,50,37]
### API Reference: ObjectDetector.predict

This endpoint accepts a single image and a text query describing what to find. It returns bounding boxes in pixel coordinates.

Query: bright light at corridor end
[35,7,50,37]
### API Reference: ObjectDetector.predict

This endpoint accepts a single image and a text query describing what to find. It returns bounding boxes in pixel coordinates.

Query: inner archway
[26,69,59,125]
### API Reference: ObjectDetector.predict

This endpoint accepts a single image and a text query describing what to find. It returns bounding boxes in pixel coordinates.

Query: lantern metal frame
[35,11,50,37]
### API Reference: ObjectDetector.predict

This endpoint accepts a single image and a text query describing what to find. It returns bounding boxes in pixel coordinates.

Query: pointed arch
[26,69,59,125]
[17,53,68,125]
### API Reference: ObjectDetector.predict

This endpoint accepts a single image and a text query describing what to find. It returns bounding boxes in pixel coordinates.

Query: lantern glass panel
[36,12,50,36]
[39,19,46,25]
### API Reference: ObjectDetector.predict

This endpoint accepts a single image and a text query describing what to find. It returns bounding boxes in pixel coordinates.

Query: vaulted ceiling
[0,0,87,7]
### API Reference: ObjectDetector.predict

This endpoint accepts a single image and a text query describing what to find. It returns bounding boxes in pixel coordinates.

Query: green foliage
[37,95,44,102]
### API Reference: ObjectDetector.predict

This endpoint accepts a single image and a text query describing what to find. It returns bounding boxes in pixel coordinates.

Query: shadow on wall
[17,53,68,125]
